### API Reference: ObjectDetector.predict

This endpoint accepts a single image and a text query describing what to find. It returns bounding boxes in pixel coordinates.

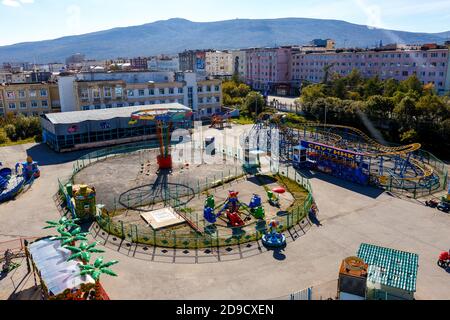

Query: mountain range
[0,18,449,63]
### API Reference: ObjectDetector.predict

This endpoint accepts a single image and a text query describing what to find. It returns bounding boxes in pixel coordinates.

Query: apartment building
[231,50,247,80]
[58,71,222,119]
[205,51,233,77]
[0,82,60,118]
[130,57,149,70]
[148,55,180,72]
[246,47,293,95]
[292,45,450,94]
[179,50,214,73]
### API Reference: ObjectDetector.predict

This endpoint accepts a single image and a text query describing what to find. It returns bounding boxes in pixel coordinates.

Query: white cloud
[2,0,34,7]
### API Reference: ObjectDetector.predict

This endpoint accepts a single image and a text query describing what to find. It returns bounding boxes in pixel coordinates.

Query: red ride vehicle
[438,251,449,269]
[227,210,245,227]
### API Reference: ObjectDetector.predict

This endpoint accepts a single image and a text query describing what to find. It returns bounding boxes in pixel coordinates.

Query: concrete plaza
[0,124,449,300]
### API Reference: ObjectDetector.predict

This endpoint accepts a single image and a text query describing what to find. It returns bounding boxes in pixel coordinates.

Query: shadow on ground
[26,143,99,166]
[299,169,385,199]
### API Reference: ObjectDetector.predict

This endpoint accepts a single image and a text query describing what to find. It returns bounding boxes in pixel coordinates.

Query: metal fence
[58,139,315,250]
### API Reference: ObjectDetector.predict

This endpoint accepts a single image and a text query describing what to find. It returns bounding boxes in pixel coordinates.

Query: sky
[0,0,449,46]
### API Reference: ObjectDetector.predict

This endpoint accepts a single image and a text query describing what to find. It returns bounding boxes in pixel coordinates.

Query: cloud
[2,0,34,7]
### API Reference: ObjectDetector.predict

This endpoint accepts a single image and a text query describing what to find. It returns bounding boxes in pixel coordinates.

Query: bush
[0,131,7,144]
[4,124,17,141]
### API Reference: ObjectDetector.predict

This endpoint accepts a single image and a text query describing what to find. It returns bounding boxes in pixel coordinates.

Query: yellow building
[0,82,60,118]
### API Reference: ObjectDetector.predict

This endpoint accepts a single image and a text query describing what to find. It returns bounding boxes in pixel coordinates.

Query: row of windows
[4,89,48,100]
[296,52,448,60]
[296,68,446,77]
[81,99,185,111]
[295,61,446,68]
[8,100,49,109]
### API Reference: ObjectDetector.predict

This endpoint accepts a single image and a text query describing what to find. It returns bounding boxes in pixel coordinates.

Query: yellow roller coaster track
[262,114,435,182]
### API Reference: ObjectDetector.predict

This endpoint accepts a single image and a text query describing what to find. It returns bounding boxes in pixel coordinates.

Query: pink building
[246,47,293,95]
[292,46,450,94]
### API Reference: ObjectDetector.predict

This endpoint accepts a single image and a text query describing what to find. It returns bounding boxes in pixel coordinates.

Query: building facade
[179,50,214,73]
[246,47,293,95]
[231,50,247,80]
[0,82,60,118]
[58,71,222,119]
[292,46,450,94]
[205,51,233,77]
[148,56,180,72]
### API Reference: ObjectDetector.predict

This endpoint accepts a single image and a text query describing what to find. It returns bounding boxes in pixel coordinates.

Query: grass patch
[230,115,255,125]
[273,173,309,211]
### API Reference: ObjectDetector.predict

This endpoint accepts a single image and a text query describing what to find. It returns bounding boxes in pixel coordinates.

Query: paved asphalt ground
[0,124,449,300]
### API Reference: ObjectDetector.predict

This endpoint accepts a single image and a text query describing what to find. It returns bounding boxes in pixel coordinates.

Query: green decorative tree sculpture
[44,217,80,232]
[66,242,105,265]
[54,227,89,247]
[79,257,119,300]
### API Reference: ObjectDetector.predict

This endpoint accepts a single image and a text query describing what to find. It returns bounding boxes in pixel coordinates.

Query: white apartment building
[58,71,222,119]
[205,51,234,76]
[148,56,180,72]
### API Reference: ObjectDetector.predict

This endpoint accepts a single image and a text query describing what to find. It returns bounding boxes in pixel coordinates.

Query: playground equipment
[438,251,449,269]
[203,192,265,227]
[67,184,97,221]
[16,156,40,180]
[130,108,193,170]
[261,220,286,248]
[210,112,232,130]
[267,187,285,207]
[0,157,40,203]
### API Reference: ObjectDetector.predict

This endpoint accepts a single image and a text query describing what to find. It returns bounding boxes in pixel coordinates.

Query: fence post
[120,221,125,239]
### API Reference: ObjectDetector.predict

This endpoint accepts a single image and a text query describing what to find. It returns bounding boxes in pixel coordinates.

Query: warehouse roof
[357,243,419,293]
[42,103,191,125]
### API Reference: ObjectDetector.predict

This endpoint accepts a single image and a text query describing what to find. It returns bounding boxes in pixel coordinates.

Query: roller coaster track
[258,113,435,182]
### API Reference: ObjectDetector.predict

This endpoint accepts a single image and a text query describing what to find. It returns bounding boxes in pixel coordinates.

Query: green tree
[244,91,266,115]
[79,257,119,300]
[400,75,423,95]
[364,76,383,98]
[383,78,399,97]
[366,95,395,119]
[0,130,7,145]
[300,84,326,105]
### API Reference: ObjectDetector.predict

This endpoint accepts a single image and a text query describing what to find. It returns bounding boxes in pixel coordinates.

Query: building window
[81,88,89,100]
[178,88,184,94]
[197,86,203,93]
[116,103,124,108]
[178,99,184,104]
[127,89,134,97]
[31,101,38,108]
[41,100,49,108]
[169,88,174,94]
[18,90,26,99]
[199,97,204,104]
[92,88,101,99]
[106,104,113,109]
[29,90,37,98]
[159,88,165,95]
[129,102,135,107]
[115,86,123,97]
[138,89,145,96]
[206,85,211,92]
[104,87,112,98]
[40,89,48,97]
[20,102,27,109]
[149,89,155,95]
[8,102,16,109]
[94,105,101,110]
[82,106,90,111]
[6,91,15,99]
[215,85,220,91]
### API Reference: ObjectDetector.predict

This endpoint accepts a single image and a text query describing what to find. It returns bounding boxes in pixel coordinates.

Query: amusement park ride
[249,113,443,195]
[129,107,193,171]
[0,157,40,203]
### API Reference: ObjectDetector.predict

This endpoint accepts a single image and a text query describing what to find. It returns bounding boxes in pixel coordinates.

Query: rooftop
[357,243,419,293]
[42,103,191,125]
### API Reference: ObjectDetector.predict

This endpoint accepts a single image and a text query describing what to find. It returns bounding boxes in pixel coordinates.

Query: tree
[394,95,417,124]
[366,95,395,119]
[300,84,326,105]
[79,257,119,300]
[383,78,399,97]
[44,217,80,233]
[244,91,266,116]
[363,76,383,98]
[0,130,8,145]
[400,75,423,95]
[400,129,419,144]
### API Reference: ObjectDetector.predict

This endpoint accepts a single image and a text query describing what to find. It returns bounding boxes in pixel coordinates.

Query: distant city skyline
[0,0,449,46]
